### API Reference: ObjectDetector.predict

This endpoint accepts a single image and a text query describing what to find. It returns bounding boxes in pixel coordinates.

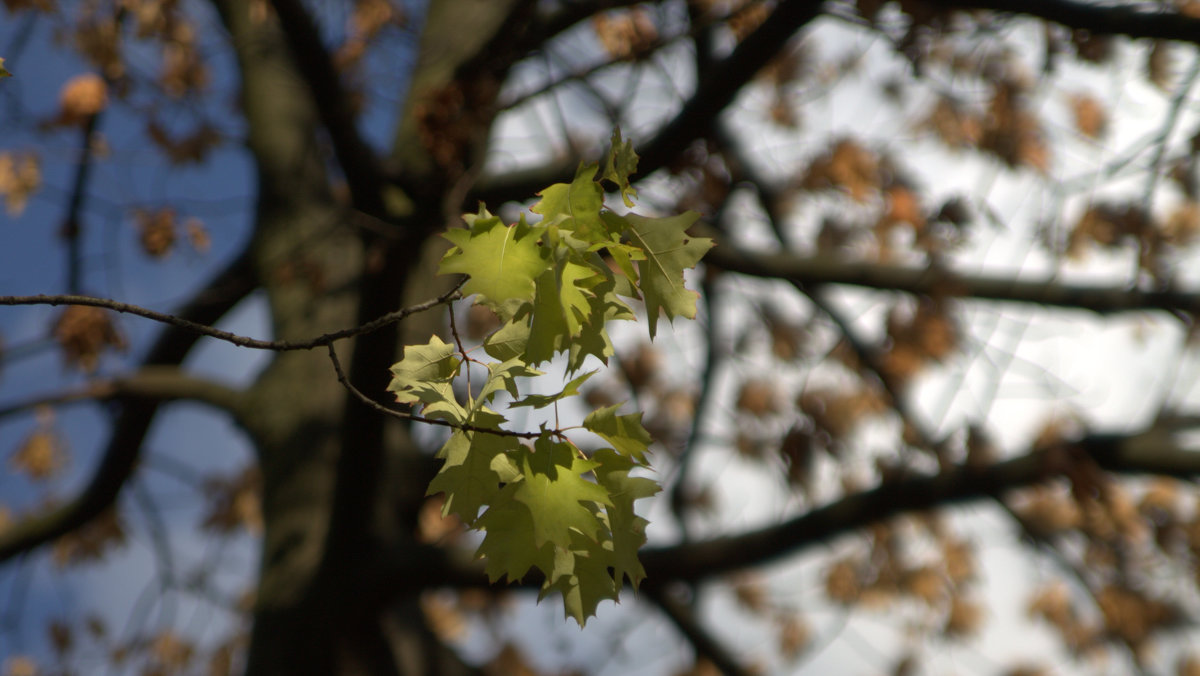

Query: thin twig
[0,280,465,352]
[325,344,543,440]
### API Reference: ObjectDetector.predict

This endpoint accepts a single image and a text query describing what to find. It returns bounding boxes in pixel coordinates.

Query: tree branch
[470,0,824,206]
[936,0,1200,43]
[0,282,462,353]
[267,0,386,213]
[0,366,247,422]
[0,250,255,564]
[638,432,1200,584]
[702,233,1200,316]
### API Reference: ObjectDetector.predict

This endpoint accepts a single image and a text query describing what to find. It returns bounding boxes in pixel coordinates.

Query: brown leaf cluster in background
[53,304,126,372]
[801,138,880,203]
[728,0,771,41]
[1068,92,1107,139]
[201,466,263,535]
[981,79,1049,173]
[415,74,501,171]
[336,0,406,70]
[920,97,982,148]
[70,12,124,82]
[593,8,658,61]
[134,207,177,257]
[797,386,887,443]
[146,119,221,165]
[158,19,208,97]
[736,380,781,418]
[0,150,41,216]
[821,521,983,639]
[131,207,210,258]
[10,406,68,481]
[669,141,731,216]
[1070,29,1113,64]
[881,297,959,384]
[55,73,107,126]
[52,507,126,567]
[1147,40,1173,90]
[730,575,813,660]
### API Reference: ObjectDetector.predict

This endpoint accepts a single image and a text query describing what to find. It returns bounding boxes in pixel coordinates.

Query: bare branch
[0,282,463,353]
[934,0,1200,43]
[645,586,755,676]
[267,0,386,213]
[638,432,1200,583]
[0,366,247,421]
[471,0,824,206]
[702,231,1200,316]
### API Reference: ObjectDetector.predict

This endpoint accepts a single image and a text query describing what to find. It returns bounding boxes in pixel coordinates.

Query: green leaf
[476,487,552,583]
[542,531,620,625]
[583,404,653,463]
[427,425,522,522]
[593,449,658,588]
[532,163,609,241]
[510,371,596,410]
[599,128,639,207]
[0,58,10,79]
[482,318,531,361]
[387,336,460,405]
[475,357,541,408]
[623,211,713,339]
[440,211,549,320]
[514,438,611,547]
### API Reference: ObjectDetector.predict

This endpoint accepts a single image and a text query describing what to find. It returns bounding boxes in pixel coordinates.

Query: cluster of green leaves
[387,131,712,624]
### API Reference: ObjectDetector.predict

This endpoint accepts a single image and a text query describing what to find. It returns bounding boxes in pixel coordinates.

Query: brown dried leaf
[134,207,177,258]
[1096,584,1181,646]
[980,81,1050,172]
[778,426,815,488]
[777,616,811,659]
[150,631,193,670]
[10,418,66,481]
[47,620,71,655]
[159,23,209,97]
[1069,93,1107,139]
[485,644,540,676]
[824,558,860,604]
[53,305,126,372]
[944,597,983,637]
[52,507,126,567]
[942,537,975,584]
[1,656,38,676]
[801,138,880,203]
[737,380,779,418]
[728,1,770,40]
[1148,41,1173,91]
[0,151,41,216]
[58,73,107,124]
[901,565,944,604]
[421,593,467,641]
[146,120,221,165]
[185,217,211,253]
[921,97,982,149]
[1067,202,1151,258]
[734,577,768,612]
[593,9,657,61]
[620,344,660,392]
[201,466,263,535]
[417,495,462,544]
[1071,29,1112,64]
[1164,202,1200,246]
